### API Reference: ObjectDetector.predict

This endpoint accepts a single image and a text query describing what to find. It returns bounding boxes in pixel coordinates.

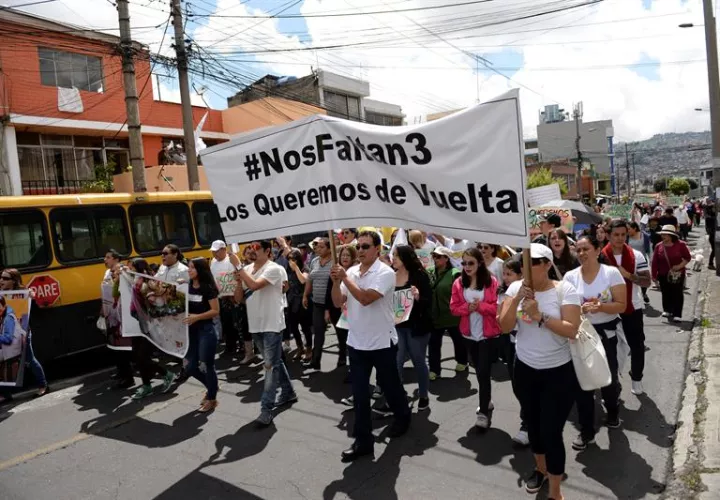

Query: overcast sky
[4,0,710,142]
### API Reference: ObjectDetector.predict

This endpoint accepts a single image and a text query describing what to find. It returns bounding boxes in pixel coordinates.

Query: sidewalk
[665,240,720,499]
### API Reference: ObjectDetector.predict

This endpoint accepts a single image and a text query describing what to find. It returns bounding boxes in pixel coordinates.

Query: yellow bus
[0,191,224,363]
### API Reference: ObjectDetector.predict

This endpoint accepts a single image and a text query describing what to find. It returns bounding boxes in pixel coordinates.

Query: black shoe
[710,263,716,270]
[304,362,321,371]
[175,370,189,385]
[417,397,430,411]
[605,416,621,429]
[571,433,595,451]
[387,417,411,438]
[643,294,650,304]
[524,470,547,494]
[373,403,393,418]
[341,443,374,462]
[110,372,120,380]
[336,359,347,368]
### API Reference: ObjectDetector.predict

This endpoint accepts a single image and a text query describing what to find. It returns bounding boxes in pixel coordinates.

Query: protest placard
[0,290,30,387]
[336,288,414,330]
[529,207,574,233]
[201,90,529,248]
[526,184,561,207]
[102,282,131,351]
[605,204,633,220]
[415,248,433,270]
[118,271,189,359]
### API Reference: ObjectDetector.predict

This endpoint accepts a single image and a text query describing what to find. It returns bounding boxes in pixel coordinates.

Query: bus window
[192,202,224,247]
[50,206,131,262]
[0,210,50,269]
[129,203,194,253]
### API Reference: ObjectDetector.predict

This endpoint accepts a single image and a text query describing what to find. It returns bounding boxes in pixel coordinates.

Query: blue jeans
[253,331,294,414]
[26,332,47,387]
[396,327,430,398]
[186,323,218,400]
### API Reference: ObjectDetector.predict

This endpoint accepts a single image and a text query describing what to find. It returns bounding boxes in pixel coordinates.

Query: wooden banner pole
[328,230,338,264]
[523,247,534,290]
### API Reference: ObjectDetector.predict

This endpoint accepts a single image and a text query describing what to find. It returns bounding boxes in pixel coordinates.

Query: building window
[324,90,361,120]
[0,210,50,269]
[38,47,104,92]
[365,111,402,126]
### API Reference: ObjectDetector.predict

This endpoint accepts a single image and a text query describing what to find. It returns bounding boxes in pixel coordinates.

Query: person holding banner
[0,296,26,387]
[183,257,221,413]
[498,243,581,499]
[428,246,467,379]
[331,231,411,462]
[210,240,242,357]
[325,245,358,370]
[450,248,502,429]
[286,249,312,361]
[392,245,432,412]
[102,249,134,390]
[0,268,48,399]
[236,241,298,426]
[302,237,333,370]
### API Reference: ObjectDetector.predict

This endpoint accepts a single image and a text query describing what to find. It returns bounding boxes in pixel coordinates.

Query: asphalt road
[0,232,705,500]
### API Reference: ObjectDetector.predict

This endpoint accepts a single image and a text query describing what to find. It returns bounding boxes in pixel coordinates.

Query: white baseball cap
[529,243,553,261]
[210,240,227,252]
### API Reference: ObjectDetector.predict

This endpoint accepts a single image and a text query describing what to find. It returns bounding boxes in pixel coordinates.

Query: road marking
[0,387,205,473]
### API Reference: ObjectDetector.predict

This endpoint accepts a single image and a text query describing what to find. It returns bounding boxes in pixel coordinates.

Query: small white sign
[526,184,562,207]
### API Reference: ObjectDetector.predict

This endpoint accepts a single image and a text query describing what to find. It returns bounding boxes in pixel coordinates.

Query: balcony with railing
[22,179,97,195]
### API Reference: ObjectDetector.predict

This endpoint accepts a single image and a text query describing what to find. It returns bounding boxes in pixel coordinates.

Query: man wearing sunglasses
[331,231,411,462]
[342,228,358,246]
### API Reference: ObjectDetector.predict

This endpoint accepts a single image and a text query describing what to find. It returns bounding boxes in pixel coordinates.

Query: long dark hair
[550,229,575,270]
[461,247,492,290]
[1,268,25,290]
[190,257,219,295]
[130,258,152,276]
[288,249,305,270]
[395,245,424,275]
[164,244,186,265]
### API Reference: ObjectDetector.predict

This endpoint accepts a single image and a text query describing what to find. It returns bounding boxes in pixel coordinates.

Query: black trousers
[428,326,468,374]
[621,309,645,381]
[233,304,251,342]
[502,335,527,426]
[115,350,133,381]
[514,359,576,476]
[219,299,239,352]
[465,336,502,415]
[576,333,620,439]
[311,302,328,364]
[349,344,410,448]
[132,336,167,385]
[658,274,685,318]
[708,227,716,267]
[286,306,311,350]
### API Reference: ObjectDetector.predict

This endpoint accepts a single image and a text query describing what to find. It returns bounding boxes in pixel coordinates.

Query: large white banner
[202,89,529,248]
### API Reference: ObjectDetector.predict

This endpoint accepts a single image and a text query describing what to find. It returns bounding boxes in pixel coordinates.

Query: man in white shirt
[235,240,297,426]
[331,231,411,462]
[606,221,652,396]
[675,205,690,241]
[155,244,189,283]
[210,240,242,356]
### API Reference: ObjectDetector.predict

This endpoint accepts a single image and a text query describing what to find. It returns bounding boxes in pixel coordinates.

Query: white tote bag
[570,316,612,391]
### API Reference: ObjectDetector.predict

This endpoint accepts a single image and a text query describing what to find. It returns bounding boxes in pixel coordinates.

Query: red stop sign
[27,275,61,307]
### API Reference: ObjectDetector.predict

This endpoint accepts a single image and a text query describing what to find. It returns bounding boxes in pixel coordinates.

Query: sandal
[200,392,208,406]
[198,399,218,413]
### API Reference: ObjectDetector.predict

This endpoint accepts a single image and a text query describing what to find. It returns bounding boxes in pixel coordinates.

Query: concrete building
[537,119,614,175]
[0,8,228,196]
[227,70,404,125]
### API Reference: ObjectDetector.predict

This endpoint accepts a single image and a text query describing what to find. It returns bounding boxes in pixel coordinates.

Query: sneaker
[160,372,176,394]
[371,386,383,400]
[475,401,495,414]
[255,412,274,426]
[661,312,671,318]
[340,395,354,407]
[571,434,595,451]
[417,397,430,411]
[524,470,547,494]
[643,294,650,304]
[275,392,298,409]
[131,384,153,400]
[673,316,682,323]
[429,371,438,381]
[455,363,468,372]
[605,416,621,429]
[283,342,291,353]
[512,429,530,446]
[475,412,490,429]
[631,380,644,395]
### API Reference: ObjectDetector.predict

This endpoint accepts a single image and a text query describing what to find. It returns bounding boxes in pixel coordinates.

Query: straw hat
[657,224,678,237]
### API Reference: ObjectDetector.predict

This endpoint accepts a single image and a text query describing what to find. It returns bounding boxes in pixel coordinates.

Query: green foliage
[653,177,668,193]
[685,178,699,190]
[82,158,118,193]
[527,167,568,195]
[668,177,691,196]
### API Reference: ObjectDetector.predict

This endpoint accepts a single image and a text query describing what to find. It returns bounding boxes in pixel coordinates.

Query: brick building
[0,8,228,196]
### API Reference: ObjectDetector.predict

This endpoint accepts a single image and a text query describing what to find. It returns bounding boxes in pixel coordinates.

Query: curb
[663,233,713,499]
[4,367,114,406]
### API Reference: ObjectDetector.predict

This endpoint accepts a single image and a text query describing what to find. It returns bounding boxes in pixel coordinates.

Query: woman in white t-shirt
[478,243,504,283]
[499,243,581,500]
[563,234,627,452]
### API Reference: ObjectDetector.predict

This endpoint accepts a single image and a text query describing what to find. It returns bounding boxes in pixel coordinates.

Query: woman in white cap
[651,225,691,322]
[499,243,581,500]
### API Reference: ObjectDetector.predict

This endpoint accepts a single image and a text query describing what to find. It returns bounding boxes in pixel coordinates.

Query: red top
[651,241,692,280]
[449,276,502,339]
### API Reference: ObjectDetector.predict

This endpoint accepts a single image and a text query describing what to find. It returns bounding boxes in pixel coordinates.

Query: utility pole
[171,0,199,191]
[574,102,583,201]
[701,0,720,191]
[631,153,636,197]
[117,0,146,192]
[625,144,630,199]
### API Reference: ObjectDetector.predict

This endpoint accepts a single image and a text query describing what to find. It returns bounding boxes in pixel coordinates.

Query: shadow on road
[202,419,277,466]
[322,411,439,500]
[428,370,477,403]
[153,468,265,499]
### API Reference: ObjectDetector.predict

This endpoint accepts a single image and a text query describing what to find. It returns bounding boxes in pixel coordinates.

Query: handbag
[555,283,612,391]
[662,245,683,283]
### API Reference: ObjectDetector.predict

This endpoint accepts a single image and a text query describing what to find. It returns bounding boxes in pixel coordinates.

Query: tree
[526,167,568,195]
[667,177,691,196]
[685,178,699,190]
[653,177,668,193]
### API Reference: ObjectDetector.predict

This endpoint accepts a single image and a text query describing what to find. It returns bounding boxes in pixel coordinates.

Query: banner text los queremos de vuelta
[201,90,530,248]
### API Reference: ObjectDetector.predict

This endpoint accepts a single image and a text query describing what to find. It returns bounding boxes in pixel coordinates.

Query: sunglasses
[479,245,492,250]
[0,276,11,280]
[357,244,374,250]
[161,251,171,256]
[431,254,445,259]
[461,261,477,267]
[531,258,546,266]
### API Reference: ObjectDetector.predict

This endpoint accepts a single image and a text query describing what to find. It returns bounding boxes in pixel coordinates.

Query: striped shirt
[310,257,333,305]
